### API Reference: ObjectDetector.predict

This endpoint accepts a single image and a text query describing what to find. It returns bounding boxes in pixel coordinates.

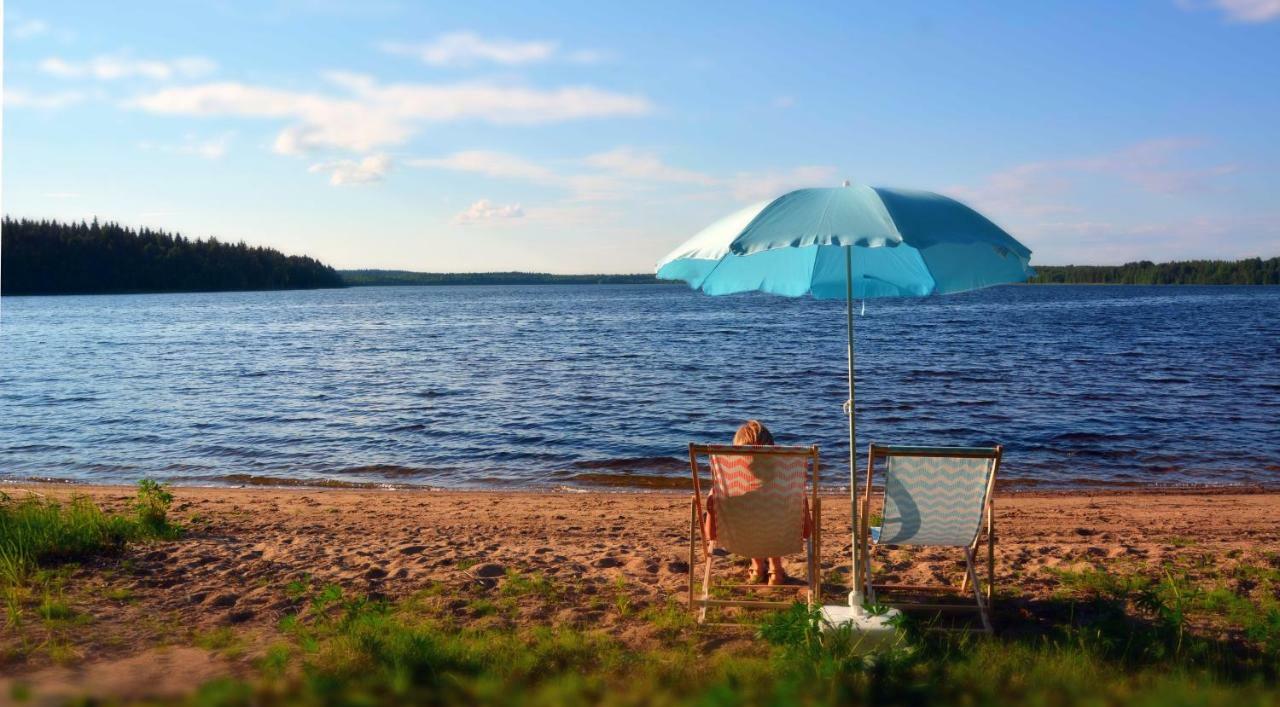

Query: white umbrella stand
[818,246,901,643]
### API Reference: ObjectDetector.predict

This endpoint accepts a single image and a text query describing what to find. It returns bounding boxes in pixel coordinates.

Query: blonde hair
[733,419,775,446]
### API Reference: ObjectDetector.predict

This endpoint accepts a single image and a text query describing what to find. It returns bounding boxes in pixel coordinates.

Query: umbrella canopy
[656,182,1034,609]
[657,184,1034,299]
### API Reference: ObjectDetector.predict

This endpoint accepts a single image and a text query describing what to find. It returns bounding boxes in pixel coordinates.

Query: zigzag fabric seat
[862,444,1002,633]
[871,455,993,547]
[686,443,821,625]
[709,453,807,560]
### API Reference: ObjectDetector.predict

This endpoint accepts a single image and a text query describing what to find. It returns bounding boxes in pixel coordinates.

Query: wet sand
[2,484,1279,703]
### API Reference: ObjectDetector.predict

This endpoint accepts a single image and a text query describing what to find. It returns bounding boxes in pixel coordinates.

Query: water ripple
[1,284,1277,489]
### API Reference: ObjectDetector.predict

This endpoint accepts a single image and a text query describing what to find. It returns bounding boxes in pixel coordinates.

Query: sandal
[768,571,789,586]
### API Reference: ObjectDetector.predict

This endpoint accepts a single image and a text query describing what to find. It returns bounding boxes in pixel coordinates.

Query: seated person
[703,419,790,585]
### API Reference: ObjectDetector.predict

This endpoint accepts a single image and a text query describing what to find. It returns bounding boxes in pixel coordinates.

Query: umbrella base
[819,603,901,650]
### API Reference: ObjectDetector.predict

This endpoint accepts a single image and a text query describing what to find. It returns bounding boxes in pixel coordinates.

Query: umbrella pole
[845,245,862,607]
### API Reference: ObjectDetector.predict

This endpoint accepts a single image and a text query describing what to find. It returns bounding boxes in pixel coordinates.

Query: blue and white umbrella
[657,182,1035,608]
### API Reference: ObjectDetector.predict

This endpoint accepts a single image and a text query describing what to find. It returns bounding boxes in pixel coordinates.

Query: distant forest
[3,217,1275,295]
[1,217,345,295]
[1029,258,1279,285]
[340,270,665,286]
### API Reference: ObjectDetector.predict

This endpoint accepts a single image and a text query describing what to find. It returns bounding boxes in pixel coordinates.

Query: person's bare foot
[767,558,787,585]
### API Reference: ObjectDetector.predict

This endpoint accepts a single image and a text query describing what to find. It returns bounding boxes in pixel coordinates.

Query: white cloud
[406,150,558,182]
[412,148,836,203]
[131,74,653,155]
[308,154,393,185]
[1210,0,1280,22]
[381,32,557,66]
[139,133,234,160]
[728,166,839,201]
[582,147,717,186]
[9,18,49,39]
[4,88,87,109]
[566,49,610,64]
[41,55,217,81]
[454,199,525,224]
[949,138,1239,220]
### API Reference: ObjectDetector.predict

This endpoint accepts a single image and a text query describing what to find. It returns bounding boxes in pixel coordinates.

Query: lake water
[1,285,1277,490]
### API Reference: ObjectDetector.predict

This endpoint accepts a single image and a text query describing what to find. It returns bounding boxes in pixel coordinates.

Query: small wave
[413,389,459,398]
[203,474,399,489]
[570,456,687,472]
[1050,431,1138,443]
[565,472,691,489]
[338,464,440,478]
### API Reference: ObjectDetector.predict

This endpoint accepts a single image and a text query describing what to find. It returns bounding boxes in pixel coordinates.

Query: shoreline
[6,477,1280,496]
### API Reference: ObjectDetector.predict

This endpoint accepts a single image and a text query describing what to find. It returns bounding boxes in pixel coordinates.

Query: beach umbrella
[656,182,1034,627]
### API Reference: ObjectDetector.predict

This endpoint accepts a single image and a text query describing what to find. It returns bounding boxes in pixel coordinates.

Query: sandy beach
[3,483,1279,702]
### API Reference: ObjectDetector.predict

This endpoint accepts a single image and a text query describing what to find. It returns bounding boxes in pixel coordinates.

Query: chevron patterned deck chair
[687,443,821,625]
[860,444,1002,633]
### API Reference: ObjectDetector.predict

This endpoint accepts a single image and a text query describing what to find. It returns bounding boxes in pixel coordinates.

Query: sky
[3,1,1279,273]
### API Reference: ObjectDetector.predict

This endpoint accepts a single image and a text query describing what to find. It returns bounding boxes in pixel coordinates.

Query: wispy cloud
[130,72,653,156]
[381,32,558,66]
[727,166,839,201]
[1186,0,1280,22]
[454,199,525,224]
[41,54,217,81]
[949,137,1238,218]
[948,138,1263,263]
[4,88,88,109]
[138,133,234,160]
[406,150,558,182]
[308,154,393,185]
[380,31,608,67]
[412,147,836,204]
[8,17,49,39]
[582,147,717,186]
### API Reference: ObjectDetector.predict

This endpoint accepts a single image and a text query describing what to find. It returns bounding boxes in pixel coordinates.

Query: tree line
[1029,258,1279,285]
[1,217,345,295]
[3,217,1274,294]
[339,270,666,286]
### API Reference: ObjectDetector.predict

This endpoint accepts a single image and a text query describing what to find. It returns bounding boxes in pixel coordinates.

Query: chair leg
[987,525,996,604]
[699,552,714,624]
[862,543,876,604]
[964,547,992,634]
[806,536,817,607]
[688,498,697,610]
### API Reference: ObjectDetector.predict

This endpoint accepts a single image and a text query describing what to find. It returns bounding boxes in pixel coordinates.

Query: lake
[1,284,1277,490]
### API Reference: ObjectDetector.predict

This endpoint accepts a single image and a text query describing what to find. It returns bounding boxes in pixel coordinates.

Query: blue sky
[4,1,1279,272]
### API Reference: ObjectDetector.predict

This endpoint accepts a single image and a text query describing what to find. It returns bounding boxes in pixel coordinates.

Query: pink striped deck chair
[687,443,821,625]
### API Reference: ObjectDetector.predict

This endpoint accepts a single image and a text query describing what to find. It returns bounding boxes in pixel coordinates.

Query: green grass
[1,481,180,627]
[175,561,1280,707]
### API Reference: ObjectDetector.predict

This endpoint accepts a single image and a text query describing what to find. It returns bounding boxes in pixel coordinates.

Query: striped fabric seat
[710,454,807,559]
[873,455,994,547]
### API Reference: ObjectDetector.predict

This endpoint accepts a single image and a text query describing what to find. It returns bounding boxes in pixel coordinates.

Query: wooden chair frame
[859,444,1001,633]
[687,443,821,626]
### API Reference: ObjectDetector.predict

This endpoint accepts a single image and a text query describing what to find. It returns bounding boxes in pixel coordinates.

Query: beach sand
[3,484,1279,702]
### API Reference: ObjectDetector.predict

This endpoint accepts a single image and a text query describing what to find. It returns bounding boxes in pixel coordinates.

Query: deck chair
[860,444,1001,633]
[686,443,820,625]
